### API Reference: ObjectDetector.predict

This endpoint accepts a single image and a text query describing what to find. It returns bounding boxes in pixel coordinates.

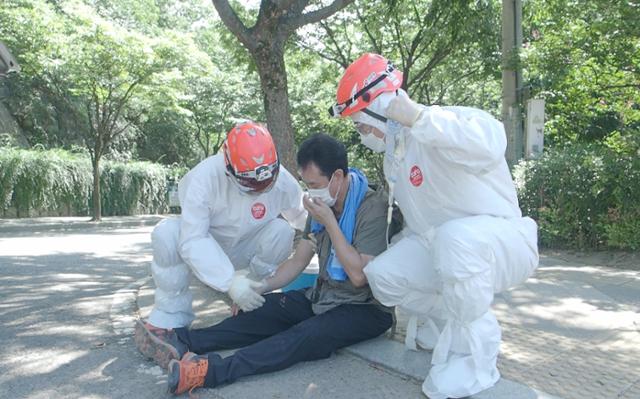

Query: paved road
[0,217,423,399]
[2,216,639,399]
[0,217,165,398]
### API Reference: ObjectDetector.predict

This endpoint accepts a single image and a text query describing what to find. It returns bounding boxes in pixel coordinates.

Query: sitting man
[135,121,307,368]
[142,133,394,395]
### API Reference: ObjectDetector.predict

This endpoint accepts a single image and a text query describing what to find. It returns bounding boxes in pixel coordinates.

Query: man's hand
[386,89,423,127]
[303,194,337,227]
[228,274,266,312]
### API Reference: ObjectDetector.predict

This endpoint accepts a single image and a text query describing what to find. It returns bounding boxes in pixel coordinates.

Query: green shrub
[514,142,640,250]
[0,148,183,217]
[0,147,92,216]
[100,161,169,216]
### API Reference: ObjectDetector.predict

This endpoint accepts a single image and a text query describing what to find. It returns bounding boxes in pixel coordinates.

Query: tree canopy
[1,0,637,175]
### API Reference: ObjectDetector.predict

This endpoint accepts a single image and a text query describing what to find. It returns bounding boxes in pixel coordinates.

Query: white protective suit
[363,104,539,399]
[148,154,307,328]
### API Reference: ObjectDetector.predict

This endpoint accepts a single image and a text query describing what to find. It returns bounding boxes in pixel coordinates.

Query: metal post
[501,0,524,167]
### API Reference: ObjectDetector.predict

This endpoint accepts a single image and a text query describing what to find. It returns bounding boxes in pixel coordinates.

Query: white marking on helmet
[364,72,377,86]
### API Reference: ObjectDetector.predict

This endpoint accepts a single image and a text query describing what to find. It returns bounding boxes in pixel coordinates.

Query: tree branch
[273,0,298,11]
[211,0,254,49]
[355,6,381,55]
[111,109,143,140]
[193,115,207,156]
[601,83,640,90]
[86,101,95,139]
[407,50,448,89]
[392,14,407,68]
[436,65,482,104]
[91,83,103,134]
[106,76,147,137]
[296,38,348,67]
[410,5,446,64]
[290,0,354,29]
[318,20,350,67]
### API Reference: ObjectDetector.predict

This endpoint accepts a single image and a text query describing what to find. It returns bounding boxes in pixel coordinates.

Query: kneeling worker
[144,133,394,395]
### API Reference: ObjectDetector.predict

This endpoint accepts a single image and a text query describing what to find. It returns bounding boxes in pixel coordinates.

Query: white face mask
[307,174,340,207]
[226,172,259,196]
[360,131,386,153]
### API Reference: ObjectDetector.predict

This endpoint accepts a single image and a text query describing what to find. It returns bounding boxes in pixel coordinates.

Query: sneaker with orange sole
[134,319,188,369]
[167,352,209,395]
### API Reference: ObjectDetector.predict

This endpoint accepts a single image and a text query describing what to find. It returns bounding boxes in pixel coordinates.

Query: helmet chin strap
[354,90,398,135]
[362,108,387,123]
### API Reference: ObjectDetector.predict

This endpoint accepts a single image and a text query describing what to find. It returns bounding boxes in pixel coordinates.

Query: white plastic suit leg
[228,218,295,280]
[364,235,448,351]
[365,234,441,310]
[365,215,538,399]
[147,218,195,329]
[426,215,538,399]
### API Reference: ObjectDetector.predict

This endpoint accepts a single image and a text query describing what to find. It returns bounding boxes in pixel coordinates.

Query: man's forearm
[325,222,368,287]
[262,258,307,293]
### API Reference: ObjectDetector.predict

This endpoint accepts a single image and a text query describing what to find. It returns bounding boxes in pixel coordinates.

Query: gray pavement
[1,216,639,399]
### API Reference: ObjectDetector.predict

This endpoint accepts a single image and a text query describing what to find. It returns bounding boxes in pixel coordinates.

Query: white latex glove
[228,274,266,312]
[386,90,423,127]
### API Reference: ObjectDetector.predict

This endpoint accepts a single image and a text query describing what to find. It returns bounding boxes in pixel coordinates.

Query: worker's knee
[151,218,182,267]
[364,258,409,306]
[433,220,494,281]
[151,260,191,293]
[256,218,294,262]
[250,219,295,278]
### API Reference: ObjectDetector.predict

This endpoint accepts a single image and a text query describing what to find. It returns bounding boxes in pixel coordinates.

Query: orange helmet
[223,121,279,193]
[329,53,403,118]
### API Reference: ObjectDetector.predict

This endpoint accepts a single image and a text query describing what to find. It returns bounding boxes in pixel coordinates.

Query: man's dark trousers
[175,289,393,388]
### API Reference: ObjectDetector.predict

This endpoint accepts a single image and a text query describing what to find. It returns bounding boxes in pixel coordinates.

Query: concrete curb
[343,338,564,399]
[0,215,169,234]
[110,276,151,337]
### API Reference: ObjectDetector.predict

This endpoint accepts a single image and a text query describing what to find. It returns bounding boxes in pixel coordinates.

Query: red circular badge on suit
[251,202,266,219]
[409,165,423,187]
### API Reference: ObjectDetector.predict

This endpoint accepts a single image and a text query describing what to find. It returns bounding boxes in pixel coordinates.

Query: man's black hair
[297,133,348,178]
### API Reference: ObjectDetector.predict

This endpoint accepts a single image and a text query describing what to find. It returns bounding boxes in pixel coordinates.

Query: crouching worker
[151,133,393,395]
[135,121,308,368]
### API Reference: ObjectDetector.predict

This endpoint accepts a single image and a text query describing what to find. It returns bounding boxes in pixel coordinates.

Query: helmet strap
[362,107,388,123]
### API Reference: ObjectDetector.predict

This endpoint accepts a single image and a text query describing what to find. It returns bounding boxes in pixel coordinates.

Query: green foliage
[514,141,640,250]
[522,0,640,145]
[99,161,168,216]
[298,0,503,110]
[0,147,92,216]
[1,0,637,248]
[0,0,81,148]
[287,0,504,180]
[0,147,181,217]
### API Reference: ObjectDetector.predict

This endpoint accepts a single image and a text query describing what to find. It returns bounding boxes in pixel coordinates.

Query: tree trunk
[91,156,102,221]
[254,48,297,174]
[211,0,356,174]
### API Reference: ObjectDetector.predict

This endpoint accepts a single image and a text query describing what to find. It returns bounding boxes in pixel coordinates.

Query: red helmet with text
[329,53,403,118]
[223,121,279,193]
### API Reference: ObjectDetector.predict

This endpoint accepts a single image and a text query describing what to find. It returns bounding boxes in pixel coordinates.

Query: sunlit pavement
[2,216,638,398]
